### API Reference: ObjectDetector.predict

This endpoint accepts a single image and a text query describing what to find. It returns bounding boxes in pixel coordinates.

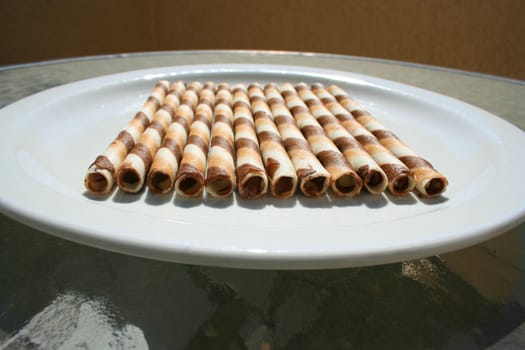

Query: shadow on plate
[384,192,418,206]
[205,195,235,209]
[236,196,268,210]
[360,193,389,209]
[82,190,113,202]
[112,188,145,204]
[82,186,448,210]
[297,193,333,208]
[418,194,449,205]
[145,191,174,206]
[173,194,203,208]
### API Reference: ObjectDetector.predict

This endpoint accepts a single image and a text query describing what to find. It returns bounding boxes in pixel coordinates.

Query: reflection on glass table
[0,51,524,349]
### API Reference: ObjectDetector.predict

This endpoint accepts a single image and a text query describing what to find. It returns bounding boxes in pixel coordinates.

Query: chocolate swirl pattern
[205,85,237,198]
[84,80,169,194]
[174,85,213,197]
[297,83,388,195]
[116,81,186,193]
[147,84,211,194]
[327,84,447,197]
[278,83,364,197]
[232,84,268,199]
[264,83,332,197]
[315,84,415,196]
[248,84,298,198]
[85,79,447,201]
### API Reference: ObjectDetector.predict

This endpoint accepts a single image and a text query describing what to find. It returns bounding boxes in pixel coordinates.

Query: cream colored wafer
[205,85,236,197]
[264,83,331,197]
[174,87,214,197]
[278,83,364,197]
[116,81,187,193]
[84,80,169,194]
[147,84,213,194]
[215,83,233,107]
[295,83,387,195]
[274,83,362,196]
[232,84,268,199]
[247,84,298,198]
[314,84,416,196]
[327,84,447,197]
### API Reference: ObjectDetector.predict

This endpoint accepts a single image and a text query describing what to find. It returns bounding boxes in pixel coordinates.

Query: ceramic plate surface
[1,64,524,269]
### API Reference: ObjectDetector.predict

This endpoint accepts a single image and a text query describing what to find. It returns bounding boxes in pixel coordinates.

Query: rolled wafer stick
[278,83,363,197]
[232,84,268,199]
[247,84,298,198]
[84,80,169,194]
[203,81,217,92]
[327,84,447,197]
[116,81,187,193]
[205,85,236,197]
[174,86,214,197]
[295,83,387,195]
[315,84,415,196]
[147,84,213,194]
[215,83,233,106]
[264,83,331,197]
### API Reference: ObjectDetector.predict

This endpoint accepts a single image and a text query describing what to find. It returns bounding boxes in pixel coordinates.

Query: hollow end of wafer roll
[300,174,331,197]
[205,166,235,198]
[84,169,114,194]
[361,168,388,195]
[388,173,416,196]
[116,166,145,193]
[205,175,235,198]
[331,173,363,197]
[271,176,297,198]
[238,174,268,199]
[175,174,204,198]
[237,166,268,199]
[418,176,448,198]
[147,170,175,194]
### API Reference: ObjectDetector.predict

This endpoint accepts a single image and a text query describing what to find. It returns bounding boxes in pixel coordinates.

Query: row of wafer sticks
[84,80,448,199]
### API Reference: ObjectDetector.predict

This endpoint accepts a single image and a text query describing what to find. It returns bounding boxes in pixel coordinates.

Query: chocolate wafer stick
[264,83,331,197]
[278,83,363,197]
[327,84,447,197]
[147,84,213,194]
[174,86,214,197]
[116,81,187,193]
[248,84,298,198]
[232,84,268,199]
[205,84,236,198]
[84,80,169,194]
[215,83,233,106]
[295,83,387,195]
[313,84,415,196]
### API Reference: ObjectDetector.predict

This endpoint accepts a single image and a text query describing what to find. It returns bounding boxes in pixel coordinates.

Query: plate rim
[1,63,525,269]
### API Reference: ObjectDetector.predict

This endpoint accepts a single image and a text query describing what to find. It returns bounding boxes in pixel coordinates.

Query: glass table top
[1,50,524,349]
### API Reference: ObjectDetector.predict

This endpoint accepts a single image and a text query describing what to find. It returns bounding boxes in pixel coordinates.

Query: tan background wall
[2,0,524,80]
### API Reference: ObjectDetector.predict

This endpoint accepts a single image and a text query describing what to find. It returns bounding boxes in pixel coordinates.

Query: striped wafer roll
[205,86,236,197]
[116,81,187,193]
[84,80,169,194]
[174,88,214,197]
[327,84,447,197]
[147,84,212,194]
[295,83,387,195]
[318,84,416,196]
[232,84,268,199]
[215,83,233,107]
[277,83,363,197]
[203,81,217,92]
[248,84,298,198]
[264,83,331,197]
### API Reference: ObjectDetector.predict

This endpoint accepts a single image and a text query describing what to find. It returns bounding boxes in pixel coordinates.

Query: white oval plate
[1,64,524,269]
